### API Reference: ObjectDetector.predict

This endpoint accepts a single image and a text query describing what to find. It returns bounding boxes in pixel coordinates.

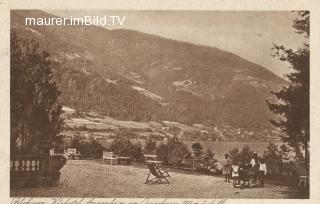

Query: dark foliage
[156,137,190,166]
[70,135,105,159]
[267,11,310,174]
[109,137,144,162]
[191,142,203,150]
[144,138,157,154]
[10,31,63,155]
[229,145,254,164]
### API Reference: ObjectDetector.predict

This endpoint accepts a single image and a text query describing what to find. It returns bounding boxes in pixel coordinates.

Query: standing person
[258,158,267,187]
[250,153,258,168]
[222,154,232,182]
[252,158,260,185]
[249,153,259,185]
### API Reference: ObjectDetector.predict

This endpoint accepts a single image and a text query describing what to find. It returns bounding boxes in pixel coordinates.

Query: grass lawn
[11,160,300,198]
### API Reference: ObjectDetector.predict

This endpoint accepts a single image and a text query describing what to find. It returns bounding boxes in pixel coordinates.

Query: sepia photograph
[9,8,310,200]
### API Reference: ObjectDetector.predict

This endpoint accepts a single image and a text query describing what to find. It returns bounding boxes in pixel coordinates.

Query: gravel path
[11,160,297,198]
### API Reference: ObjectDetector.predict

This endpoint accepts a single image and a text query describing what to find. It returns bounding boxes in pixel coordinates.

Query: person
[222,154,232,182]
[258,158,267,187]
[231,159,240,187]
[242,162,251,187]
[249,153,259,185]
[232,160,240,178]
[252,159,260,185]
[250,152,258,168]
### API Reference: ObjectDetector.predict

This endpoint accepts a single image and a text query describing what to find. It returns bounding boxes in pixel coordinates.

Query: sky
[47,10,307,77]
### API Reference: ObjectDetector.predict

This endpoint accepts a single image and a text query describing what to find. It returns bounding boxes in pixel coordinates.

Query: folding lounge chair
[145,162,170,184]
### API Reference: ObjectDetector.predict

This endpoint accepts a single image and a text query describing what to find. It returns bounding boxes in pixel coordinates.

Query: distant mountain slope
[11,10,285,131]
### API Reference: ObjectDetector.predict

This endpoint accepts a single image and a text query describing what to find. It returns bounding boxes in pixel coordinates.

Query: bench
[118,156,131,165]
[103,151,118,165]
[144,154,162,164]
[66,148,80,160]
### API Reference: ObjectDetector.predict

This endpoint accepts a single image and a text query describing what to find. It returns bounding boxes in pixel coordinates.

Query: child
[258,158,267,187]
[232,160,240,187]
[222,154,232,182]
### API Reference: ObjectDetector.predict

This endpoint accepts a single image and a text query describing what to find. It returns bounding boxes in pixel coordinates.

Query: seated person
[232,160,240,186]
[239,162,251,187]
[232,162,240,178]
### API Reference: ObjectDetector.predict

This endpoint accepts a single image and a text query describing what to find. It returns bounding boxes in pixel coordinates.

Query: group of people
[221,153,267,188]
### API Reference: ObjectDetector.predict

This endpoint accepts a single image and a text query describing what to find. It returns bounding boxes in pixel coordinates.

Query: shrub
[228,143,307,179]
[263,143,283,175]
[156,137,190,166]
[191,142,203,150]
[229,145,253,164]
[109,137,144,162]
[70,133,81,150]
[131,142,144,162]
[156,143,169,164]
[263,143,307,177]
[70,136,105,159]
[81,140,105,159]
[144,138,156,154]
[202,148,216,168]
[109,137,133,157]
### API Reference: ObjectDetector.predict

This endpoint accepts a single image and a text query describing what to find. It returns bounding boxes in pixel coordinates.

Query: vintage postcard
[1,0,320,203]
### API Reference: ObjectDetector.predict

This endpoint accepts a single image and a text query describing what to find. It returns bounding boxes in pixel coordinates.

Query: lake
[70,137,282,160]
[183,140,282,160]
[130,139,282,160]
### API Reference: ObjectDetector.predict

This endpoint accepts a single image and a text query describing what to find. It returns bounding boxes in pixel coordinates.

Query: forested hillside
[11,10,286,131]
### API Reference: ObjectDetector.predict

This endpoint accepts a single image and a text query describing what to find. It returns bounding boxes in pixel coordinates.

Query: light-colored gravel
[11,160,297,198]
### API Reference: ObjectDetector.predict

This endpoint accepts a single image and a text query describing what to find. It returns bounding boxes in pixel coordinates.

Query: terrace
[11,160,299,198]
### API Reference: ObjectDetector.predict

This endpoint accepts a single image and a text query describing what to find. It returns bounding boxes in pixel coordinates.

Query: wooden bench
[144,154,162,164]
[118,156,131,165]
[66,148,80,160]
[103,151,118,165]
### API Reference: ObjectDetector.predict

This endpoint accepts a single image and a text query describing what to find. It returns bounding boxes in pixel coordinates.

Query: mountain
[11,10,285,131]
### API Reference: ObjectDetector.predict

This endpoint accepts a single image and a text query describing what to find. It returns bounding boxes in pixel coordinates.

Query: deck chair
[145,162,170,184]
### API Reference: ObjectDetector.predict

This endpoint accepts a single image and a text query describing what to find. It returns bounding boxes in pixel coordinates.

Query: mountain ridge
[11,10,285,132]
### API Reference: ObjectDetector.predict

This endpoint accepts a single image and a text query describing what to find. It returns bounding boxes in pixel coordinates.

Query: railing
[10,154,50,177]
[10,154,67,188]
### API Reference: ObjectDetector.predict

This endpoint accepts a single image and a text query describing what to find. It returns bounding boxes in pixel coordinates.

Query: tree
[81,138,105,159]
[263,143,283,175]
[267,11,309,175]
[109,137,133,157]
[11,31,63,155]
[156,137,190,166]
[205,148,214,160]
[202,149,215,168]
[229,145,253,164]
[51,134,65,154]
[229,147,240,163]
[70,132,82,150]
[191,142,203,151]
[109,137,144,161]
[144,138,156,154]
[131,142,144,162]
